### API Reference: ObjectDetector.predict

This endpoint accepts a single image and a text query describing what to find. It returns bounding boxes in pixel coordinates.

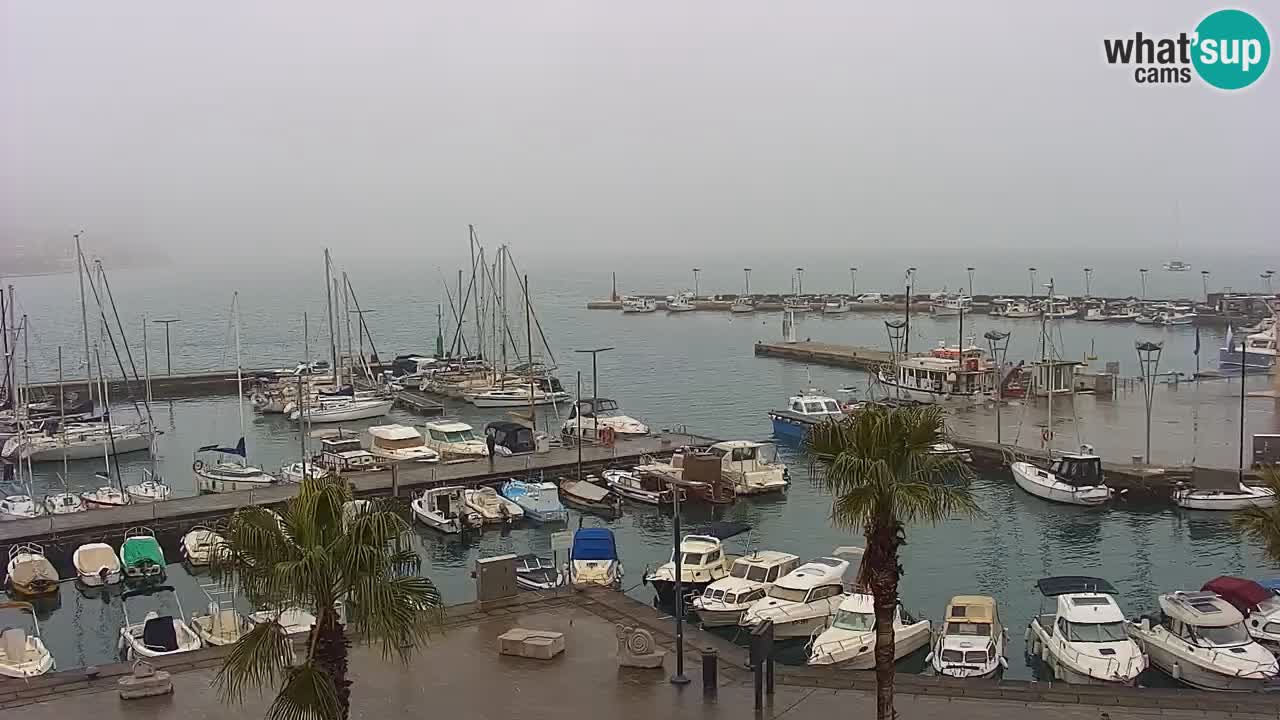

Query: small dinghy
[464,486,524,525]
[5,543,60,597]
[190,586,251,646]
[181,526,225,567]
[559,477,623,518]
[0,601,55,678]
[118,585,203,660]
[119,527,166,582]
[515,554,563,591]
[1174,482,1276,511]
[410,487,481,534]
[73,542,123,586]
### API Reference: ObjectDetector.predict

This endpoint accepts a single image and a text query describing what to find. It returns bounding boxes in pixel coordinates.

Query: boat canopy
[1202,576,1275,614]
[570,529,618,561]
[367,424,422,441]
[486,422,535,454]
[122,538,164,568]
[1049,455,1104,487]
[945,595,997,625]
[1035,576,1117,597]
[1158,591,1245,627]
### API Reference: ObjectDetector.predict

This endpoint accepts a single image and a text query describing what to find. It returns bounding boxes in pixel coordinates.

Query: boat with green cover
[118,527,166,582]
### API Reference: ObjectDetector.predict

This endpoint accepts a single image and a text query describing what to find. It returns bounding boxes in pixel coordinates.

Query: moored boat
[741,554,854,639]
[464,486,524,524]
[500,480,568,523]
[559,477,623,518]
[928,595,1007,678]
[692,551,800,628]
[119,527,166,582]
[410,487,481,534]
[5,544,59,597]
[807,593,932,669]
[118,585,203,660]
[1010,450,1112,506]
[0,601,55,678]
[569,528,623,589]
[646,534,737,607]
[1026,576,1146,685]
[73,542,123,586]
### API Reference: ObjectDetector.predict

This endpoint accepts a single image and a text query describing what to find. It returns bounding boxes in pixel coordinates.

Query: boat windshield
[730,564,750,579]
[730,562,768,582]
[680,553,704,565]
[1064,621,1128,643]
[1257,595,1280,615]
[767,585,809,603]
[1189,622,1251,647]
[831,609,875,632]
[431,430,477,442]
[946,622,992,636]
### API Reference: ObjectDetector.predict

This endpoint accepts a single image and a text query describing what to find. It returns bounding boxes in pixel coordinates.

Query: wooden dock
[392,388,446,415]
[753,340,902,371]
[23,362,390,401]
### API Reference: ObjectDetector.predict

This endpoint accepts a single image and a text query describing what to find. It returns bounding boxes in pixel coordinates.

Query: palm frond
[213,621,296,704]
[1234,468,1280,563]
[265,661,341,720]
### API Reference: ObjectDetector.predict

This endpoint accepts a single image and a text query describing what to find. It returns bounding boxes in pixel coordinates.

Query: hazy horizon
[3,1,1276,261]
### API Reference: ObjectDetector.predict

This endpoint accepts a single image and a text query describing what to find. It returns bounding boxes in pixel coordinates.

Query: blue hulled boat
[500,480,568,523]
[767,389,846,441]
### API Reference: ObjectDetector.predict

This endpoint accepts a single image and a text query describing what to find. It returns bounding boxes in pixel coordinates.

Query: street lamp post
[1135,340,1163,464]
[1262,270,1275,294]
[574,347,614,440]
[692,268,701,298]
[904,267,916,357]
[1201,270,1211,304]
[669,474,689,685]
[795,267,805,296]
[1139,268,1149,302]
[1083,268,1093,298]
[850,267,858,297]
[1028,267,1037,297]
[985,330,1011,445]
[966,267,975,300]
[743,268,752,297]
[152,319,181,376]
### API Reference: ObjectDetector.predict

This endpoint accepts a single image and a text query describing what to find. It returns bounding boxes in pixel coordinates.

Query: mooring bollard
[701,647,718,694]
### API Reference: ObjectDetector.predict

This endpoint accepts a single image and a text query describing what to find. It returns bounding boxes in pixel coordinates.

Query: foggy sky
[2,1,1276,262]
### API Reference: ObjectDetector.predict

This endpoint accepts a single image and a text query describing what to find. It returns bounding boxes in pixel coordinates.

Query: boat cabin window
[963,650,989,664]
[1062,621,1128,642]
[947,621,991,636]
[431,429,477,443]
[1051,458,1102,487]
[765,565,782,582]
[376,436,423,450]
[681,552,704,565]
[704,549,721,565]
[804,402,825,413]
[1186,622,1250,647]
[730,564,750,579]
[731,446,757,462]
[823,401,839,412]
[805,585,842,602]
[766,585,810,603]
[738,589,765,604]
[832,608,875,631]
[789,401,803,413]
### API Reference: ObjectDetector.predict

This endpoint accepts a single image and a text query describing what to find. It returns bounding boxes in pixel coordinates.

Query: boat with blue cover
[570,528,622,588]
[500,479,568,523]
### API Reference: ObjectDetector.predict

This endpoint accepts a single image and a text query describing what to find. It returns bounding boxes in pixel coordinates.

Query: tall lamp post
[850,267,858,297]
[668,473,689,685]
[985,330,1011,445]
[1028,267,1038,297]
[1200,270,1211,304]
[1262,270,1275,295]
[1135,340,1163,464]
[966,266,975,300]
[692,268,701,298]
[152,319,181,376]
[1139,268,1149,302]
[1083,268,1093,298]
[795,267,805,296]
[574,347,614,441]
[904,267,916,357]
[743,268,752,297]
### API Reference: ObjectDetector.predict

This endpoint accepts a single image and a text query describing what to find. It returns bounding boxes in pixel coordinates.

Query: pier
[21,362,391,401]
[753,340,901,372]
[391,387,446,415]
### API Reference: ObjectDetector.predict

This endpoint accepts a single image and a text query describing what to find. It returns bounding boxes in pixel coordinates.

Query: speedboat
[290,396,393,424]
[1174,482,1276,510]
[569,528,623,589]
[561,398,649,440]
[73,542,123,586]
[693,551,801,628]
[0,494,44,520]
[515,554,563,590]
[464,486,524,524]
[1026,576,1146,685]
[666,292,695,313]
[767,389,845,440]
[193,438,275,493]
[118,585,203,660]
[423,419,489,460]
[364,424,440,463]
[558,477,623,518]
[1202,577,1280,651]
[621,296,657,313]
[741,553,858,639]
[181,526,225,566]
[119,527,166,582]
[807,593,932,669]
[0,601,54,678]
[928,595,1008,678]
[410,487,481,534]
[1129,590,1278,691]
[646,535,737,607]
[500,480,568,523]
[1010,450,1112,506]
[125,471,173,503]
[602,468,679,505]
[5,543,59,597]
[465,386,569,408]
[44,491,85,515]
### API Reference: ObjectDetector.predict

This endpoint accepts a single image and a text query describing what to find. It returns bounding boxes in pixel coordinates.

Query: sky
[2,1,1276,265]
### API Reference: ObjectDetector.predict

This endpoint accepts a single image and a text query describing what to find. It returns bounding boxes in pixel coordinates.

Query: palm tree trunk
[866,523,902,720]
[314,614,352,720]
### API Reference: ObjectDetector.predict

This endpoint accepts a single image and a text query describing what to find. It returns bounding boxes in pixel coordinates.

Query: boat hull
[1010,462,1111,506]
[1218,348,1275,371]
[1142,642,1274,692]
[18,433,152,462]
[768,412,815,440]
[1174,489,1277,510]
[294,399,393,423]
[694,607,747,628]
[195,468,275,494]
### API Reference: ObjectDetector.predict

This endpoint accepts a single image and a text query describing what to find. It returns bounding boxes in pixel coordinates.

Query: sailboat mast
[470,225,482,358]
[75,233,93,404]
[302,311,309,479]
[1043,280,1052,451]
[325,249,338,378]
[342,273,353,387]
[500,247,508,374]
[525,274,535,434]
[58,346,67,480]
[233,292,246,461]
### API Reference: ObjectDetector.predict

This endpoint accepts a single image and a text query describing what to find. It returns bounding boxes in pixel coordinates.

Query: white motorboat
[501,480,568,523]
[561,397,649,440]
[930,296,971,317]
[1174,482,1276,511]
[741,553,857,639]
[807,593,932,669]
[43,491,85,515]
[181,526,225,566]
[666,292,695,313]
[1011,451,1112,506]
[1000,301,1041,319]
[1082,307,1111,322]
[783,297,812,313]
[0,494,44,520]
[1202,577,1280,651]
[363,424,440,463]
[700,441,790,495]
[0,601,55,678]
[465,385,570,408]
[822,297,851,314]
[602,468,679,505]
[877,344,996,405]
[463,486,524,524]
[928,595,1008,678]
[1043,300,1078,319]
[929,442,973,463]
[1026,576,1147,685]
[693,551,801,628]
[515,554,564,590]
[645,534,737,607]
[1129,590,1278,691]
[6,543,59,597]
[118,585,203,660]
[125,471,173,503]
[730,297,755,313]
[279,460,332,483]
[423,419,488,460]
[119,527,167,581]
[1153,310,1196,326]
[291,396,393,423]
[82,481,131,509]
[1219,321,1277,372]
[569,528,623,589]
[410,487,481,534]
[72,542,123,586]
[194,438,275,493]
[621,296,657,313]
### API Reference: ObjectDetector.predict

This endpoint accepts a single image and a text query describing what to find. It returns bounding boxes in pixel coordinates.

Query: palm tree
[1233,467,1280,563]
[210,478,443,720]
[805,405,978,720]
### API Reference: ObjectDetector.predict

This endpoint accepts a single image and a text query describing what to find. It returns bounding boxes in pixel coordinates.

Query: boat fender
[1170,661,1180,680]
[192,459,204,472]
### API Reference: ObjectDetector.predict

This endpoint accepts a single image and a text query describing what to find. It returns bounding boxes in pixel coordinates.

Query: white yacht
[423,419,489,460]
[621,296,657,313]
[666,292,695,312]
[465,385,569,407]
[72,542,122,586]
[1129,590,1278,691]
[290,396,393,424]
[1220,321,1277,372]
[1202,577,1280,651]
[193,438,275,493]
[602,468,679,505]
[877,344,996,404]
[561,398,649,440]
[807,593,932,669]
[1010,450,1112,506]
[118,585,203,660]
[364,424,440,463]
[463,486,524,524]
[279,461,333,483]
[0,601,54,679]
[1026,576,1147,685]
[928,595,1008,678]
[741,553,857,639]
[410,487,481,534]
[2,423,152,462]
[730,297,755,313]
[693,552,801,628]
[645,534,736,607]
[81,481,131,509]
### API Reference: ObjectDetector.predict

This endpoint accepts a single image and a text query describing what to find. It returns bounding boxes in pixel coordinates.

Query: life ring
[192,459,204,472]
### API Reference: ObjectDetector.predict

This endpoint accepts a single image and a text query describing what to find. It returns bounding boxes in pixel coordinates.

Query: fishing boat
[410,487,481,534]
[194,437,276,493]
[464,385,569,407]
[878,346,997,405]
[999,300,1041,319]
[558,477,623,517]
[693,551,801,628]
[189,586,252,647]
[464,486,524,524]
[569,528,623,589]
[666,291,695,313]
[500,479,568,523]
[621,296,657,313]
[423,419,489,460]
[741,554,854,639]
[119,527,166,582]
[118,585,203,659]
[515,554,563,590]
[928,595,1008,678]
[783,296,812,313]
[0,601,55,678]
[822,297,851,314]
[930,296,970,316]
[1043,298,1078,319]
[645,534,738,607]
[767,389,845,440]
[1202,577,1280,651]
[602,468,679,505]
[43,491,84,515]
[180,526,225,566]
[1011,449,1112,506]
[1153,309,1196,326]
[808,593,932,669]
[124,470,173,503]
[561,398,649,440]
[363,424,440,463]
[695,441,789,495]
[5,544,59,597]
[1129,590,1277,691]
[1026,576,1147,685]
[72,542,122,586]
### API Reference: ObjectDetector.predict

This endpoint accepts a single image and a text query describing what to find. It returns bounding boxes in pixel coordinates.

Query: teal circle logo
[1192,9,1270,90]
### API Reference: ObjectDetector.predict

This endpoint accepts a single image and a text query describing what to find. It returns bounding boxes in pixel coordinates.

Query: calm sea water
[2,250,1277,679]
